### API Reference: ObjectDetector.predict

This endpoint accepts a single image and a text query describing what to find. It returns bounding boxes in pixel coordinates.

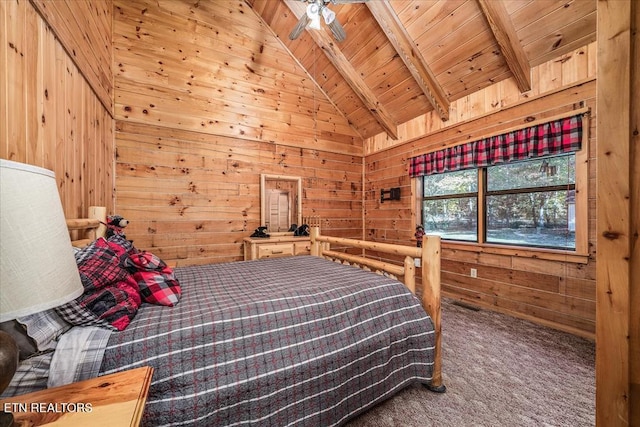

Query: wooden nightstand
[0,366,153,426]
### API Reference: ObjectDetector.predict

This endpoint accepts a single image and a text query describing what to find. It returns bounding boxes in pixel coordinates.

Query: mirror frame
[260,174,302,236]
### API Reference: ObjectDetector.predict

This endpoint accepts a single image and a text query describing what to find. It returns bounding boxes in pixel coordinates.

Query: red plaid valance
[409,114,583,177]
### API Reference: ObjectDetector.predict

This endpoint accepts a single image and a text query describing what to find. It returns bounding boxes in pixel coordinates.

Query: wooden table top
[0,366,153,426]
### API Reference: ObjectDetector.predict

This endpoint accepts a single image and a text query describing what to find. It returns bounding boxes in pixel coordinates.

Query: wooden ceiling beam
[476,0,531,93]
[366,1,450,122]
[283,0,399,140]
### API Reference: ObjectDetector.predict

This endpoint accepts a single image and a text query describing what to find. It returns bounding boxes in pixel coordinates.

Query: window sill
[440,240,591,264]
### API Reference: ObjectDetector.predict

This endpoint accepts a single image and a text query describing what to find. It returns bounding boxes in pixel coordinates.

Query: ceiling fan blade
[327,18,346,42]
[289,14,310,40]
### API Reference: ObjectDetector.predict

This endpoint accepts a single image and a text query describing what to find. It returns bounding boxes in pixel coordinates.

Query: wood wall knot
[602,230,621,240]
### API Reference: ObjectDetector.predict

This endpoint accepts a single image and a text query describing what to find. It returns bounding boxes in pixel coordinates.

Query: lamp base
[0,331,19,393]
[0,411,15,427]
[0,331,18,427]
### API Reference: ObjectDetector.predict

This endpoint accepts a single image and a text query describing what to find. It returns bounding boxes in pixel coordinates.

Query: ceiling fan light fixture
[306,3,322,30]
[321,7,336,25]
[289,0,367,41]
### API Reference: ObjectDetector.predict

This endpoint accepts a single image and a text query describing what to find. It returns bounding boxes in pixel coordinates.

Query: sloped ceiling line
[283,0,399,140]
[365,1,450,122]
[476,0,532,93]
[244,0,363,141]
[243,0,596,142]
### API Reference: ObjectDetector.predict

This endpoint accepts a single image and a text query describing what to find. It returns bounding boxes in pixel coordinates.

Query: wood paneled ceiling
[246,0,596,141]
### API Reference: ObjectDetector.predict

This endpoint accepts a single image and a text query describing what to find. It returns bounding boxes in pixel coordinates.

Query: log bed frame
[66,208,445,393]
[308,217,444,392]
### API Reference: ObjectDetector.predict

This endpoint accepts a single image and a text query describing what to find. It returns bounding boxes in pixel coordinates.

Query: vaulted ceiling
[245,0,597,141]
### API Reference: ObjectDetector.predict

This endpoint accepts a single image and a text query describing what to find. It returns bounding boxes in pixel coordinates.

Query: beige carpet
[346,299,595,427]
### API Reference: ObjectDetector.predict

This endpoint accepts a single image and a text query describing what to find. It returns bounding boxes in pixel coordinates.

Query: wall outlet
[415,258,421,267]
[470,268,477,278]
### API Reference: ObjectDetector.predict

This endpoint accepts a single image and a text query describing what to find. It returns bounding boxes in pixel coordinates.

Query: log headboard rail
[307,218,444,391]
[65,206,107,247]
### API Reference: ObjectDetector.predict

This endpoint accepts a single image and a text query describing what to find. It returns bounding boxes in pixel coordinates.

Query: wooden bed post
[89,206,107,238]
[65,206,108,247]
[309,217,321,257]
[421,235,445,392]
[403,256,416,294]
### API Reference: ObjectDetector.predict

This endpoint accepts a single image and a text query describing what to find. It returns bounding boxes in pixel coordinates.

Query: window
[411,112,588,256]
[422,153,577,250]
[422,169,478,242]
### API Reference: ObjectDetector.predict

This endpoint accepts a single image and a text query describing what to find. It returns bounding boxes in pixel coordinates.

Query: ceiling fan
[288,0,368,42]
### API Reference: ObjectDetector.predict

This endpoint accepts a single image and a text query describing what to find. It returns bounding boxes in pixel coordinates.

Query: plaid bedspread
[99,256,435,426]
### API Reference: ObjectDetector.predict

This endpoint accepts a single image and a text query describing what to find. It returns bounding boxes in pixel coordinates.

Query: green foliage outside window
[422,154,576,250]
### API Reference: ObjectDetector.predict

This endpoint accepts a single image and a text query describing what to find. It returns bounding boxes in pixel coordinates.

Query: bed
[2,208,443,426]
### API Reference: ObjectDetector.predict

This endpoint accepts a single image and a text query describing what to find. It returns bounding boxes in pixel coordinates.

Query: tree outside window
[422,153,576,250]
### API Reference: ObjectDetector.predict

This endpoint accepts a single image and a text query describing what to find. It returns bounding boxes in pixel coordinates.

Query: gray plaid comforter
[99,256,435,426]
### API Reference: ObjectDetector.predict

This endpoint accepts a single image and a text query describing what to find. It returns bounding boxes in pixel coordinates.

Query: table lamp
[0,159,84,425]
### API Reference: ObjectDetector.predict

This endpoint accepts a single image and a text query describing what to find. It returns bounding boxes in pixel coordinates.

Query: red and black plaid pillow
[124,251,181,307]
[56,238,141,331]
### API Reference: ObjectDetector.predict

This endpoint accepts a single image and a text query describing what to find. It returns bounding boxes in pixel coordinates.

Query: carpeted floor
[346,298,595,427]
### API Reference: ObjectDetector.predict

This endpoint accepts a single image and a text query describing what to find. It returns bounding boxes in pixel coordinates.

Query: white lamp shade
[0,159,84,322]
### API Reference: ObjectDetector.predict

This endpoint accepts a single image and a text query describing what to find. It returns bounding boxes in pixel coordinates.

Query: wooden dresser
[243,235,311,260]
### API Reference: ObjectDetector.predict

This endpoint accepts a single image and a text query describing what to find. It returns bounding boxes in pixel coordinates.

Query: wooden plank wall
[0,0,114,219]
[115,122,362,266]
[113,0,360,156]
[364,44,597,338]
[113,0,363,266]
[596,0,637,425]
[631,2,640,422]
[30,0,114,114]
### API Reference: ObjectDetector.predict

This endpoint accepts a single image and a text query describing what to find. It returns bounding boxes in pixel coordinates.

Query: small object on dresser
[250,226,270,238]
[293,224,310,236]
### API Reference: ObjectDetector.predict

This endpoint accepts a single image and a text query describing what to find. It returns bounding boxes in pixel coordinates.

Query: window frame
[413,143,589,264]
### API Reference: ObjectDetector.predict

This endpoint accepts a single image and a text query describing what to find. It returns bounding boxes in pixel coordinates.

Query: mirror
[260,174,302,235]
